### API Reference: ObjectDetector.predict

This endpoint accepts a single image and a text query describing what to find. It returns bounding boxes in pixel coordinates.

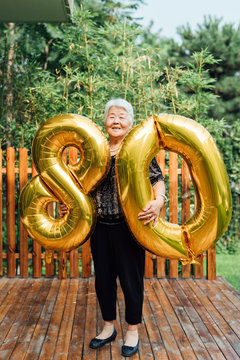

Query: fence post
[6,147,16,277]
[169,152,178,278]
[69,147,79,278]
[181,159,191,278]
[156,150,166,278]
[0,148,2,276]
[32,161,42,278]
[82,240,91,277]
[45,202,55,278]
[207,245,216,280]
[58,251,67,279]
[19,147,29,277]
[145,252,153,278]
[194,192,204,278]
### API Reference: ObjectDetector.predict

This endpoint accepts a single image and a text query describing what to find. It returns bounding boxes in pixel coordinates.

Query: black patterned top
[92,156,165,219]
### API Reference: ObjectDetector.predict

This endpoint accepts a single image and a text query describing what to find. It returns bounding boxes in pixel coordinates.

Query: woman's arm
[153,179,166,204]
[137,180,166,227]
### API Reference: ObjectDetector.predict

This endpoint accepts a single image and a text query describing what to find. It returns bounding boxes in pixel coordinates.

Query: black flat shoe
[89,328,117,349]
[121,339,139,357]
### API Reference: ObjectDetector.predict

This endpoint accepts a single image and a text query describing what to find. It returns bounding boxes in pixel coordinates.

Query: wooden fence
[0,147,216,280]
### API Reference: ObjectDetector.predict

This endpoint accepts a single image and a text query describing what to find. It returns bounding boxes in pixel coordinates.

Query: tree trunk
[43,39,53,70]
[6,23,15,147]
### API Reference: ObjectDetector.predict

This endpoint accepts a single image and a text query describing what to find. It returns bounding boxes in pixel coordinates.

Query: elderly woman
[88,99,166,357]
[61,99,165,356]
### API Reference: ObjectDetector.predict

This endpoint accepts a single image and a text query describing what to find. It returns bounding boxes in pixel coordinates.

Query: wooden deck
[0,277,239,360]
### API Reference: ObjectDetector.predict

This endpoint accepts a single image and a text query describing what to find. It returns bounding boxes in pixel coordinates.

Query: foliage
[0,2,239,253]
[168,16,240,124]
[164,16,240,253]
[10,10,220,145]
[215,120,240,253]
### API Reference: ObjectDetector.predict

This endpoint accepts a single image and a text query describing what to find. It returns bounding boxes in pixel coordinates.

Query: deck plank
[171,279,225,360]
[195,280,240,351]
[161,278,212,359]
[68,279,88,360]
[187,279,240,358]
[53,279,78,359]
[0,279,42,359]
[9,279,53,360]
[138,302,154,359]
[146,279,184,360]
[38,279,70,360]
[214,278,240,311]
[179,279,239,360]
[144,280,168,359]
[0,279,30,339]
[0,279,24,322]
[0,277,239,359]
[154,279,198,359]
[0,277,9,291]
[25,278,61,359]
[81,278,97,360]
[0,280,17,306]
[197,280,240,332]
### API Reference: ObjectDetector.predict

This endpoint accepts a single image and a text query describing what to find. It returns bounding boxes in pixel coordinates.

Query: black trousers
[90,219,145,325]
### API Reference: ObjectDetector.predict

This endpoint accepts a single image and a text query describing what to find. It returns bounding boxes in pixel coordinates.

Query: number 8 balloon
[19,114,110,252]
[115,114,232,263]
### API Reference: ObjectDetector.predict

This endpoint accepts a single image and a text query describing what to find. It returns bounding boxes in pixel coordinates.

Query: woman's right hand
[59,202,68,217]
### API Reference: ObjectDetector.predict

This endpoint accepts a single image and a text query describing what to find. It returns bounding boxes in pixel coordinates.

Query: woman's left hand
[137,198,164,227]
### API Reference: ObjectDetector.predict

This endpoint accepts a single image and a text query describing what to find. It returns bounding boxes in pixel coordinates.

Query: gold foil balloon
[19,114,110,251]
[116,114,232,263]
[19,112,232,261]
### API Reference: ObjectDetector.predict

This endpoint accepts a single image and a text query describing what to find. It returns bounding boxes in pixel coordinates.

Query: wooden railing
[0,147,216,279]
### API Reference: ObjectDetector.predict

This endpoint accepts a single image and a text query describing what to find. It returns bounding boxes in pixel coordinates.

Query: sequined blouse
[92,156,165,219]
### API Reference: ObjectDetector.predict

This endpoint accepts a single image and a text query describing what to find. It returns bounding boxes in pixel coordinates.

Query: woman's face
[105,106,132,141]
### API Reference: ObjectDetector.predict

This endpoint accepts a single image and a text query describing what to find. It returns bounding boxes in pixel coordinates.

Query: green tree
[164,16,240,252]
[0,2,238,253]
[168,16,240,124]
[0,0,145,146]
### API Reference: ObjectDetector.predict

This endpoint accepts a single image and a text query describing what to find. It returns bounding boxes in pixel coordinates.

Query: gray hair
[103,98,134,124]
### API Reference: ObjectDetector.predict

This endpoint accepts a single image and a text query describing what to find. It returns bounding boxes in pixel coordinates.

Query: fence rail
[0,147,216,279]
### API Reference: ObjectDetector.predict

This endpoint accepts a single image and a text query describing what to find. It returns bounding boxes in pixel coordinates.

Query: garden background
[0,0,239,289]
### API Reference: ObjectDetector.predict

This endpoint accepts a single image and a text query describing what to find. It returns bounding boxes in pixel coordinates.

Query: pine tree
[167,16,240,124]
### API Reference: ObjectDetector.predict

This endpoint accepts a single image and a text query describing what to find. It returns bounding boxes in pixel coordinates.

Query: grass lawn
[216,253,240,293]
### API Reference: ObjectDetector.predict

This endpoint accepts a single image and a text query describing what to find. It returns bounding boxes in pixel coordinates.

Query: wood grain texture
[156,150,166,279]
[82,239,91,277]
[6,147,15,277]
[169,152,179,279]
[0,277,239,359]
[145,251,153,278]
[58,251,67,279]
[207,245,216,280]
[194,253,204,279]
[31,161,42,278]
[19,148,29,277]
[0,149,2,276]
[68,147,79,278]
[181,159,191,279]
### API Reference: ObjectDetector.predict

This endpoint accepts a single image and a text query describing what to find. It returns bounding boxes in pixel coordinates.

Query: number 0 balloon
[115,114,232,263]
